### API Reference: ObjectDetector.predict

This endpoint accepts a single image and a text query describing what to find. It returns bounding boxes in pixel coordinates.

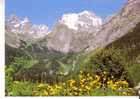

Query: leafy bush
[81,47,129,81]
[9,56,38,77]
[5,56,38,95]
[5,66,15,95]
[8,81,35,96]
[127,62,140,86]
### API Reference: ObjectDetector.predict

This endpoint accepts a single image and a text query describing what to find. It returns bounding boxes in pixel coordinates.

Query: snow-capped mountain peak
[47,10,103,53]
[59,10,102,31]
[21,17,30,25]
[6,15,49,40]
[79,10,95,16]
[59,13,79,30]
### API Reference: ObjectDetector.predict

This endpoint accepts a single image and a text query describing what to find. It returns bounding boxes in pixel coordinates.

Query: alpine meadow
[5,0,140,96]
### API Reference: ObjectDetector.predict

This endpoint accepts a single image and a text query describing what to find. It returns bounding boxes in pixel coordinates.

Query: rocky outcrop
[86,0,140,52]
[47,11,102,53]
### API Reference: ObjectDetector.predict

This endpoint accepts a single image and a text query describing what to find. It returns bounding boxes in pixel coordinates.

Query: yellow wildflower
[37,83,45,88]
[111,84,117,90]
[96,86,100,89]
[63,83,66,86]
[103,71,107,74]
[92,80,97,84]
[121,81,128,85]
[69,93,72,96]
[87,75,93,80]
[79,88,82,91]
[111,76,114,78]
[68,79,76,87]
[107,80,113,85]
[47,85,52,89]
[96,83,101,89]
[122,92,127,96]
[43,90,48,96]
[89,82,93,86]
[95,75,100,81]
[80,71,83,74]
[89,76,93,80]
[81,84,85,88]
[74,92,78,95]
[85,86,91,90]
[72,86,78,90]
[79,75,83,79]
[80,78,86,84]
[55,84,62,89]
[87,73,90,77]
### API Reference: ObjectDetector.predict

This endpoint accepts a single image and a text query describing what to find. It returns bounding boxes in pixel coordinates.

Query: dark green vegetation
[108,22,140,58]
[5,45,140,96]
[107,22,140,86]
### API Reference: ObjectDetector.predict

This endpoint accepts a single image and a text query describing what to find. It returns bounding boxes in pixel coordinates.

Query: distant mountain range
[5,0,140,62]
[5,15,49,40]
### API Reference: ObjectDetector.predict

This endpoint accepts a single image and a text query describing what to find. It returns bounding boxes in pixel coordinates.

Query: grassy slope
[107,22,140,58]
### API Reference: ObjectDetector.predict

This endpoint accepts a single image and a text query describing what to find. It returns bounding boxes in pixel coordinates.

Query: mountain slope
[47,10,102,53]
[86,0,140,53]
[108,22,140,58]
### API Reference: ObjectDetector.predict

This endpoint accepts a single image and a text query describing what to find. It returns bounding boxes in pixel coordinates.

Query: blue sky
[6,0,127,29]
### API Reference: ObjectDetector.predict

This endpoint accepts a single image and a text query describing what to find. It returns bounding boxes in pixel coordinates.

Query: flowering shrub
[31,71,135,96]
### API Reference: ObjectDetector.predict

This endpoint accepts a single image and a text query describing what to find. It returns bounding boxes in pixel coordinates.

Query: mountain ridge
[5,0,140,62]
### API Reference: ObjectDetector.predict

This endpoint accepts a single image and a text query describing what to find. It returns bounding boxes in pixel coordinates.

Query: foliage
[81,47,129,80]
[127,63,140,86]
[11,56,38,70]
[5,66,15,94]
[5,56,38,95]
[8,81,35,96]
[6,71,135,96]
[5,47,139,96]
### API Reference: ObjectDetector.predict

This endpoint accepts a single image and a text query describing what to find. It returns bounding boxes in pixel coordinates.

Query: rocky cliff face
[86,0,140,52]
[47,11,102,53]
